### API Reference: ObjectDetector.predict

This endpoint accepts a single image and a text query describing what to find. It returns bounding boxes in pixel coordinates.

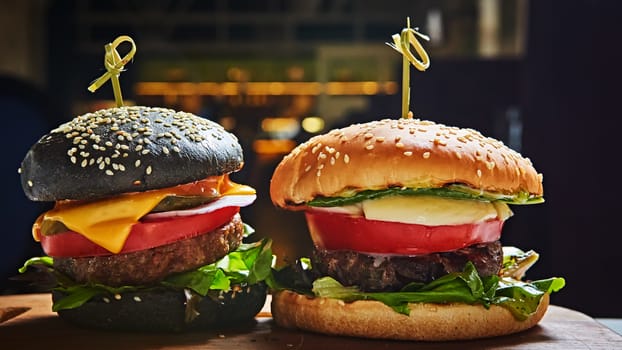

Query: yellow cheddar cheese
[33,176,255,254]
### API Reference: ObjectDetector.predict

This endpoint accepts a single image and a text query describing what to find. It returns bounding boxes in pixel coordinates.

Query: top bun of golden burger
[271,118,542,209]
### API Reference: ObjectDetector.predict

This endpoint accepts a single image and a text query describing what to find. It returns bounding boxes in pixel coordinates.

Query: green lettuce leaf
[312,262,497,315]
[18,237,274,312]
[272,254,565,321]
[308,184,543,207]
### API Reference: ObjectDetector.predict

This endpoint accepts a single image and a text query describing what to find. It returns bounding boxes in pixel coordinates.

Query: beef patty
[312,241,503,292]
[54,214,244,287]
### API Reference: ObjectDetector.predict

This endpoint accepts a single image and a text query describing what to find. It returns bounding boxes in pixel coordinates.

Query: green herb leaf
[274,253,565,320]
[308,185,543,207]
[18,256,53,273]
[18,237,274,311]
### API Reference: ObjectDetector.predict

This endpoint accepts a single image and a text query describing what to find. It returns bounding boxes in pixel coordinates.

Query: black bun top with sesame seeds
[20,106,244,201]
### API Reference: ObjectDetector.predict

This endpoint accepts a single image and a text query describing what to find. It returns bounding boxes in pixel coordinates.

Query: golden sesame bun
[271,290,550,341]
[270,118,542,209]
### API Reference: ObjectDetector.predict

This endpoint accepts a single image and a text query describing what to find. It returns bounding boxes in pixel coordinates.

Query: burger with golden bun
[18,106,273,331]
[269,117,564,341]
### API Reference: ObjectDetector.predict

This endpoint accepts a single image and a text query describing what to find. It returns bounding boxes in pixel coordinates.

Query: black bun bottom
[53,283,267,332]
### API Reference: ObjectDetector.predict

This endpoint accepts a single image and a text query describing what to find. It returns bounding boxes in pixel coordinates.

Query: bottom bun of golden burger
[269,117,564,341]
[272,290,549,341]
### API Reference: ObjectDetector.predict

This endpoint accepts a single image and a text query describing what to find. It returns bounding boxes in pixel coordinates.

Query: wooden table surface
[1,293,621,350]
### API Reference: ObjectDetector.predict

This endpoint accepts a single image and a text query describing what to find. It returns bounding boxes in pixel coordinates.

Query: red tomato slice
[305,210,503,255]
[40,206,239,258]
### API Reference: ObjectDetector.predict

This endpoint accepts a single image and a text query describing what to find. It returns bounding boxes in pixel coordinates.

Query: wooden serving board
[1,293,621,350]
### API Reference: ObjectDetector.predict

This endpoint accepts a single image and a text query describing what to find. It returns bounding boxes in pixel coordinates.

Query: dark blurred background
[1,0,620,318]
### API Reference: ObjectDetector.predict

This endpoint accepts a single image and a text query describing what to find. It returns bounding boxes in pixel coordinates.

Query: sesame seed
[133,296,142,302]
[17,168,22,174]
[477,169,482,177]
[114,293,122,300]
[316,169,321,177]
[376,136,385,142]
[103,297,110,303]
[81,159,88,167]
[162,146,169,155]
[146,165,152,175]
[105,170,114,176]
[344,154,350,164]
[70,156,77,164]
[330,157,336,165]
[486,161,495,170]
[395,142,404,148]
[304,165,311,172]
[27,180,33,187]
[403,151,413,156]
[422,152,431,159]
[365,144,374,150]
[364,133,373,139]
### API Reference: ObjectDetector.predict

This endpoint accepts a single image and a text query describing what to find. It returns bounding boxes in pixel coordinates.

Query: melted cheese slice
[362,195,513,226]
[34,176,255,254]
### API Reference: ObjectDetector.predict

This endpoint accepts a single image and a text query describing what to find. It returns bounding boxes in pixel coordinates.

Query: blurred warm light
[287,66,305,81]
[252,139,297,155]
[227,67,250,82]
[135,81,397,96]
[384,81,399,94]
[301,116,325,133]
[219,116,236,131]
[261,117,300,139]
[221,82,239,95]
[269,82,285,95]
[362,81,379,95]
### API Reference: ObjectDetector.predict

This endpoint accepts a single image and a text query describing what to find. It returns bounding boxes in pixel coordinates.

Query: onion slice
[143,194,257,220]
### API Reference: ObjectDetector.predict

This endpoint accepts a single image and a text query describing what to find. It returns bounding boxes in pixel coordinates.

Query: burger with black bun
[269,117,564,341]
[18,106,273,331]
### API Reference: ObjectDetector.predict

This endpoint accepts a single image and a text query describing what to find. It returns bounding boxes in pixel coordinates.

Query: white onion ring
[143,194,257,220]
[308,204,363,216]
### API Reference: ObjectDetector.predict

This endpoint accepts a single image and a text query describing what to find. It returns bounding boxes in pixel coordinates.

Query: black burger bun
[53,283,268,332]
[20,106,244,202]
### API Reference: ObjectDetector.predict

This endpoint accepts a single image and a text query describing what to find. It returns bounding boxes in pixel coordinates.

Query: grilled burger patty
[312,241,503,292]
[54,214,244,287]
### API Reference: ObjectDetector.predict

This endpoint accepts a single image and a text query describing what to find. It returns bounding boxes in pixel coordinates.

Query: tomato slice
[40,206,239,258]
[305,210,503,255]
